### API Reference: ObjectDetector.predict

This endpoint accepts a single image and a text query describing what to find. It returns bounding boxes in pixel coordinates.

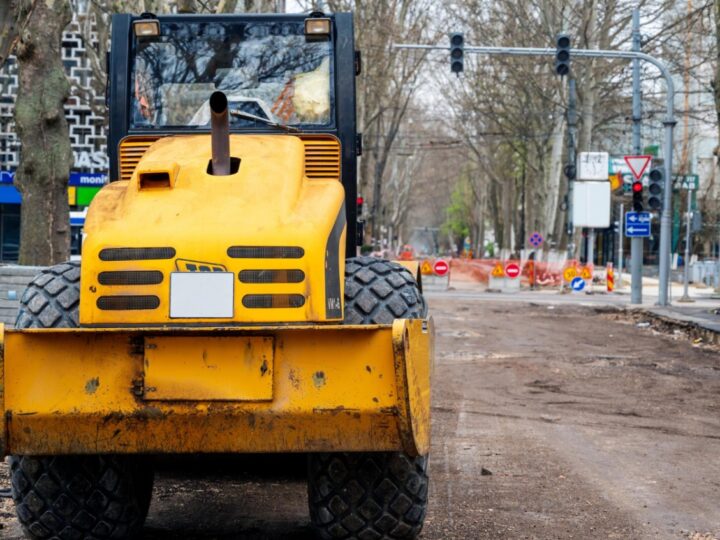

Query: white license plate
[169,272,234,318]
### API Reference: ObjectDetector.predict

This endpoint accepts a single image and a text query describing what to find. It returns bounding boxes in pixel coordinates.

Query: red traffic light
[357,196,364,205]
[632,181,643,193]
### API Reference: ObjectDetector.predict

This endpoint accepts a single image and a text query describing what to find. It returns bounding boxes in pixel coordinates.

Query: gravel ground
[1,296,719,539]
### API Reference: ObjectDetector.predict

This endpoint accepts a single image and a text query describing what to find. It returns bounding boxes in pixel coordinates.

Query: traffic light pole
[679,187,694,302]
[393,41,676,305]
[630,9,643,305]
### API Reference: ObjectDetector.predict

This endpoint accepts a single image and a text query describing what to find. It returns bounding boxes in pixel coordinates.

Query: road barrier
[441,258,567,288]
[607,263,615,292]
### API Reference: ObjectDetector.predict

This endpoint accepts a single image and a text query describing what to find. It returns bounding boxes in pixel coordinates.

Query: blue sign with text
[0,170,107,187]
[625,212,651,237]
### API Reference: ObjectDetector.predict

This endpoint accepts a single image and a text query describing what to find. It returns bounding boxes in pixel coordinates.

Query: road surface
[1,295,719,539]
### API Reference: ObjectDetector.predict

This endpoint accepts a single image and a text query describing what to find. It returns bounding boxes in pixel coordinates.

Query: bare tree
[325,0,438,245]
[14,0,74,264]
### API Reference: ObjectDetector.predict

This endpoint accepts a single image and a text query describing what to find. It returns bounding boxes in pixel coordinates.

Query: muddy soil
[1,298,719,539]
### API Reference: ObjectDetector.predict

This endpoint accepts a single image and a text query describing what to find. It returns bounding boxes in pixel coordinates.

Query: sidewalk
[439,272,720,337]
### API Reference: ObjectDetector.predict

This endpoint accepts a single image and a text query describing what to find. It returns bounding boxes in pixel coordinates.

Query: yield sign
[624,155,652,180]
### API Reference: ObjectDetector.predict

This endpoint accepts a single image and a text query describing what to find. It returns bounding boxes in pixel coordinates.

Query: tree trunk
[0,0,21,70]
[715,0,720,156]
[545,109,565,238]
[14,0,72,265]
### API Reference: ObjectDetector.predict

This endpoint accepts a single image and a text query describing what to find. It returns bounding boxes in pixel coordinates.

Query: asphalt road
[2,295,719,539]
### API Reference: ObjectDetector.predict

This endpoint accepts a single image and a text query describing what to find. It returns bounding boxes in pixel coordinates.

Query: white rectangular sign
[170,272,234,318]
[578,152,610,180]
[572,181,611,228]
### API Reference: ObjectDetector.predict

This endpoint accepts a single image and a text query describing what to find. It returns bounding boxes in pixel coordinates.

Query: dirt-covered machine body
[2,11,433,540]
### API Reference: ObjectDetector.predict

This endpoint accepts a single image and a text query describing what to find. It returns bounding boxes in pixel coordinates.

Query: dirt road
[1,296,719,539]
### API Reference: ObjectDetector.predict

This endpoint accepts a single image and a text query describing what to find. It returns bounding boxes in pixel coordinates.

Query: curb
[631,307,720,345]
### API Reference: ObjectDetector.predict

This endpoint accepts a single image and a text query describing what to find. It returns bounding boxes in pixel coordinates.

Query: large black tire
[15,261,81,328]
[308,452,429,540]
[307,257,429,540]
[10,455,154,540]
[11,262,154,540]
[343,256,427,324]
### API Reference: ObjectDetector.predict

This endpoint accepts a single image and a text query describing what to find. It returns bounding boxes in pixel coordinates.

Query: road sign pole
[630,9,642,305]
[679,188,694,302]
[617,203,624,285]
[566,77,577,274]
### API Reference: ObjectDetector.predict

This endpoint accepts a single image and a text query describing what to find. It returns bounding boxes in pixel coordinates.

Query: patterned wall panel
[0,16,108,175]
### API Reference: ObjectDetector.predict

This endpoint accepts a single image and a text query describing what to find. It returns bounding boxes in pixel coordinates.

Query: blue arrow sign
[625,212,651,237]
[571,277,585,291]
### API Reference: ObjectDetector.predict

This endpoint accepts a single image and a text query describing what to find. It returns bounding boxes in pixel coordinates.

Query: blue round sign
[529,232,544,248]
[571,276,585,291]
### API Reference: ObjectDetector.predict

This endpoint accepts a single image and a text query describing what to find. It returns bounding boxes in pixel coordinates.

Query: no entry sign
[433,259,449,276]
[505,262,521,279]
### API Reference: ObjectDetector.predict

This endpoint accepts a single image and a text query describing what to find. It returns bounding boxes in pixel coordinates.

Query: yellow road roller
[2,10,433,540]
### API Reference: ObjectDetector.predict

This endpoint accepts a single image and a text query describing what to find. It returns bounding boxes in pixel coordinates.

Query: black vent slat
[99,247,176,261]
[228,246,304,259]
[98,271,164,286]
[242,294,305,308]
[239,269,305,284]
[97,295,160,310]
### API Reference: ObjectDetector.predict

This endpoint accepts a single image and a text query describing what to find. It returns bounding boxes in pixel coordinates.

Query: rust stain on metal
[312,371,326,388]
[84,377,100,395]
[312,406,360,416]
[288,369,300,390]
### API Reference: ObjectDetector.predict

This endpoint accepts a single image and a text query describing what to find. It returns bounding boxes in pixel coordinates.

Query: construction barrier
[416,257,617,291]
[445,258,567,288]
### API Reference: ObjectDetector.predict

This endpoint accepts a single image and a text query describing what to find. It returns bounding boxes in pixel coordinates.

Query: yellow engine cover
[80,134,346,325]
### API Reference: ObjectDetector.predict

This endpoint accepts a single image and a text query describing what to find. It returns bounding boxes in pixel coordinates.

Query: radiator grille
[242,294,305,309]
[119,136,339,181]
[99,247,176,261]
[228,246,304,259]
[97,295,160,310]
[98,271,164,286]
[301,136,341,180]
[118,137,159,181]
[239,269,305,284]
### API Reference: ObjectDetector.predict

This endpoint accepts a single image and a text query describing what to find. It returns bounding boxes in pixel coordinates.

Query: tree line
[0,0,718,264]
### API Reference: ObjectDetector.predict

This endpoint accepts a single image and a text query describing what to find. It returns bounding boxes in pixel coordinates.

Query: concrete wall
[0,266,43,326]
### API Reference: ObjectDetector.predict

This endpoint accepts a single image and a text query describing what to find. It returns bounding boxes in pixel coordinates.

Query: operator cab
[107,12,359,252]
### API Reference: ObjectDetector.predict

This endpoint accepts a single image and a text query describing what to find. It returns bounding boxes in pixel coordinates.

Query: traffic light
[563,163,576,180]
[449,33,464,74]
[632,180,644,212]
[555,33,571,76]
[356,196,364,216]
[647,167,664,211]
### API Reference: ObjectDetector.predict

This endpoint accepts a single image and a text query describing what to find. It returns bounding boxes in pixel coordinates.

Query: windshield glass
[131,20,333,129]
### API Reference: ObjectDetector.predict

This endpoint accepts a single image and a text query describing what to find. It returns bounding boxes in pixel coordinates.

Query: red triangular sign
[624,155,652,180]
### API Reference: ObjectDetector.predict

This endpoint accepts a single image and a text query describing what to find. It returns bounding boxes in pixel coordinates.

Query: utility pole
[618,202,624,284]
[679,188,694,302]
[566,77,578,264]
[630,9,643,304]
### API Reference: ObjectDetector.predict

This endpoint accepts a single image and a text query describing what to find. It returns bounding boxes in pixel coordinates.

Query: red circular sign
[505,262,521,279]
[433,259,449,276]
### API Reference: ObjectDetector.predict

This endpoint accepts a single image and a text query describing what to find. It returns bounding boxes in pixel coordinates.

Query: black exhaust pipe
[210,91,231,176]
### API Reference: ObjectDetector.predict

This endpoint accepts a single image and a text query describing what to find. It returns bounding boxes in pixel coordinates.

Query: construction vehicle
[2,10,433,540]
